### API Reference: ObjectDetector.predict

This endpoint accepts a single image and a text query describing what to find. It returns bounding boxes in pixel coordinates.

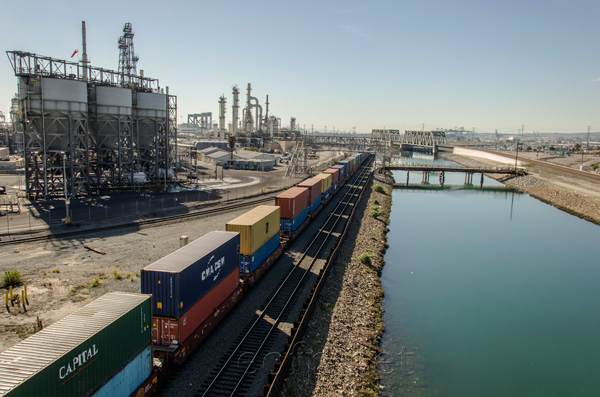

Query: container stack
[276,187,310,232]
[331,164,346,184]
[141,231,241,346]
[0,292,153,397]
[324,168,340,191]
[314,173,333,200]
[226,205,281,274]
[298,178,322,213]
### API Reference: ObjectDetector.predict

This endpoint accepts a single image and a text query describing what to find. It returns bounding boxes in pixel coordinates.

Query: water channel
[379,154,600,396]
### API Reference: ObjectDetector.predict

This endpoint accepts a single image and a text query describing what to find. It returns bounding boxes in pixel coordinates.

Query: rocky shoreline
[282,172,393,396]
[441,153,600,226]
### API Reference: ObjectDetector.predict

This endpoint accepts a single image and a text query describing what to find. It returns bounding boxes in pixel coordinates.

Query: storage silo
[90,85,134,185]
[134,91,167,180]
[20,76,90,198]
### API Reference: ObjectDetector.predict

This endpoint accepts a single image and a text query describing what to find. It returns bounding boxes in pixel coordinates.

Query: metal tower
[118,22,139,86]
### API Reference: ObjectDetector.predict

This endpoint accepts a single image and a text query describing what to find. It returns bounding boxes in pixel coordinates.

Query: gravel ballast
[282,171,393,396]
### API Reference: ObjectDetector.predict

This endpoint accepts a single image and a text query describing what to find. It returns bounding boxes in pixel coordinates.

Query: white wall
[453,147,526,166]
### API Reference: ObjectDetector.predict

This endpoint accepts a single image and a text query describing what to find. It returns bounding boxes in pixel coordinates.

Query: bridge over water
[388,163,526,187]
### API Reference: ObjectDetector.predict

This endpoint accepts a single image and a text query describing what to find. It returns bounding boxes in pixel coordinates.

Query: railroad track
[197,160,373,396]
[485,150,600,183]
[0,195,275,246]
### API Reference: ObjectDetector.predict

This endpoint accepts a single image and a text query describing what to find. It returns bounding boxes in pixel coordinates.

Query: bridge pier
[439,171,445,186]
[422,171,430,184]
[480,173,484,188]
[406,172,410,186]
[465,172,474,185]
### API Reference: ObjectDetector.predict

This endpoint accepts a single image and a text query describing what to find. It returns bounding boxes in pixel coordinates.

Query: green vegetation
[52,269,60,273]
[372,198,379,205]
[358,251,376,266]
[246,146,258,152]
[3,270,23,287]
[370,205,380,218]
[373,184,385,194]
[113,270,123,280]
[90,278,99,288]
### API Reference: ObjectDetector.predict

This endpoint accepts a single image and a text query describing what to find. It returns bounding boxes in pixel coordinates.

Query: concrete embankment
[282,172,393,396]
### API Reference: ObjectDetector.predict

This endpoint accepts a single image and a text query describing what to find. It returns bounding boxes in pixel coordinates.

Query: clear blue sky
[1,0,599,134]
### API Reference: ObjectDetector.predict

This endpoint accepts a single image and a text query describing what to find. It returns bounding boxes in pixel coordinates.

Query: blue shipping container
[309,196,322,213]
[141,231,240,318]
[332,165,346,181]
[92,345,152,397]
[338,161,350,178]
[240,232,280,274]
[322,187,332,201]
[280,206,309,232]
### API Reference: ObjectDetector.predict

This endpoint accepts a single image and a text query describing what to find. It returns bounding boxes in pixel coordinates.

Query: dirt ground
[0,150,345,354]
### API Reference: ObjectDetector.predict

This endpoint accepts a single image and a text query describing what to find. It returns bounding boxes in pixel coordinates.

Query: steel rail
[199,159,373,396]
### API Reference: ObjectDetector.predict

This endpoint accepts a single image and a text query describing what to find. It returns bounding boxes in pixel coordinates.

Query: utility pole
[587,126,591,150]
[521,124,524,141]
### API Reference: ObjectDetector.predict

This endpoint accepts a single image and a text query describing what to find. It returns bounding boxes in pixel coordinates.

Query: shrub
[90,278,99,288]
[372,199,380,205]
[3,270,23,287]
[358,251,375,266]
[52,269,60,273]
[113,270,123,280]
[370,206,380,218]
[373,184,385,194]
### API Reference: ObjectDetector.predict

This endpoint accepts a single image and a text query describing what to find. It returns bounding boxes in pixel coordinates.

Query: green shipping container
[226,205,280,256]
[0,292,152,397]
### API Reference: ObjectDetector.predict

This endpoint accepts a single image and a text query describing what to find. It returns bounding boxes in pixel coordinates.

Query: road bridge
[388,163,526,187]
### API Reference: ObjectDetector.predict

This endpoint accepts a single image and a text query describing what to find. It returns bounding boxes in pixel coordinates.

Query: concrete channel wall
[453,147,526,166]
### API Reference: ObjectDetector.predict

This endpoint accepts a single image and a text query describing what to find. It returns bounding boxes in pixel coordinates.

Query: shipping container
[226,205,280,256]
[91,345,152,397]
[240,232,281,273]
[0,292,152,397]
[339,160,352,176]
[153,268,239,346]
[275,187,310,220]
[309,196,322,213]
[313,173,332,193]
[331,165,346,181]
[141,231,240,318]
[298,178,322,203]
[280,205,309,232]
[323,168,339,184]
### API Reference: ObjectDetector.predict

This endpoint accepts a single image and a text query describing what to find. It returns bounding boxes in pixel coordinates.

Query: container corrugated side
[240,232,281,273]
[226,205,280,256]
[0,292,152,397]
[153,268,239,346]
[91,345,152,397]
[309,196,322,213]
[276,187,310,220]
[323,168,339,184]
[298,178,322,202]
[314,173,332,193]
[280,206,309,232]
[141,231,240,318]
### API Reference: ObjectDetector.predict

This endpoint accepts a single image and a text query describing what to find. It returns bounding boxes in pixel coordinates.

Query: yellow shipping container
[226,205,280,256]
[314,173,332,193]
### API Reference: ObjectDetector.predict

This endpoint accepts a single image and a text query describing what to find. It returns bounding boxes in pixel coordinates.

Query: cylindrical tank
[134,91,167,148]
[23,77,88,151]
[91,86,132,149]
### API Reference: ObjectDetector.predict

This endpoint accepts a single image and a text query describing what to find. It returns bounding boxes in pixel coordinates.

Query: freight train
[0,153,370,397]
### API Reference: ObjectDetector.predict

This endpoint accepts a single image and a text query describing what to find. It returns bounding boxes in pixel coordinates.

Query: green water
[379,160,600,396]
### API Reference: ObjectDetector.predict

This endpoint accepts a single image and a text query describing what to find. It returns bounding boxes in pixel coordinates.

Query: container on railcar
[141,231,240,319]
[0,292,152,397]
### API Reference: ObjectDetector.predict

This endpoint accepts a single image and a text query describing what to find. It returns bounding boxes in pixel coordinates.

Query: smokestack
[81,21,89,82]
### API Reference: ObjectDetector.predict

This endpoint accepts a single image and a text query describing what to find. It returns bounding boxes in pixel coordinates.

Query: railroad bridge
[388,163,526,187]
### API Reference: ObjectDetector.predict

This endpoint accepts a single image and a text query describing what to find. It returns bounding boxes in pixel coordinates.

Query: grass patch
[51,269,60,274]
[113,270,123,280]
[370,205,380,218]
[373,184,385,194]
[358,251,376,266]
[372,198,379,205]
[321,302,335,312]
[3,270,23,287]
[90,278,99,288]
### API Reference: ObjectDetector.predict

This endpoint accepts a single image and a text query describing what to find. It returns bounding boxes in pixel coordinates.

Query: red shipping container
[152,268,239,346]
[298,178,322,203]
[275,187,310,219]
[323,168,339,184]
